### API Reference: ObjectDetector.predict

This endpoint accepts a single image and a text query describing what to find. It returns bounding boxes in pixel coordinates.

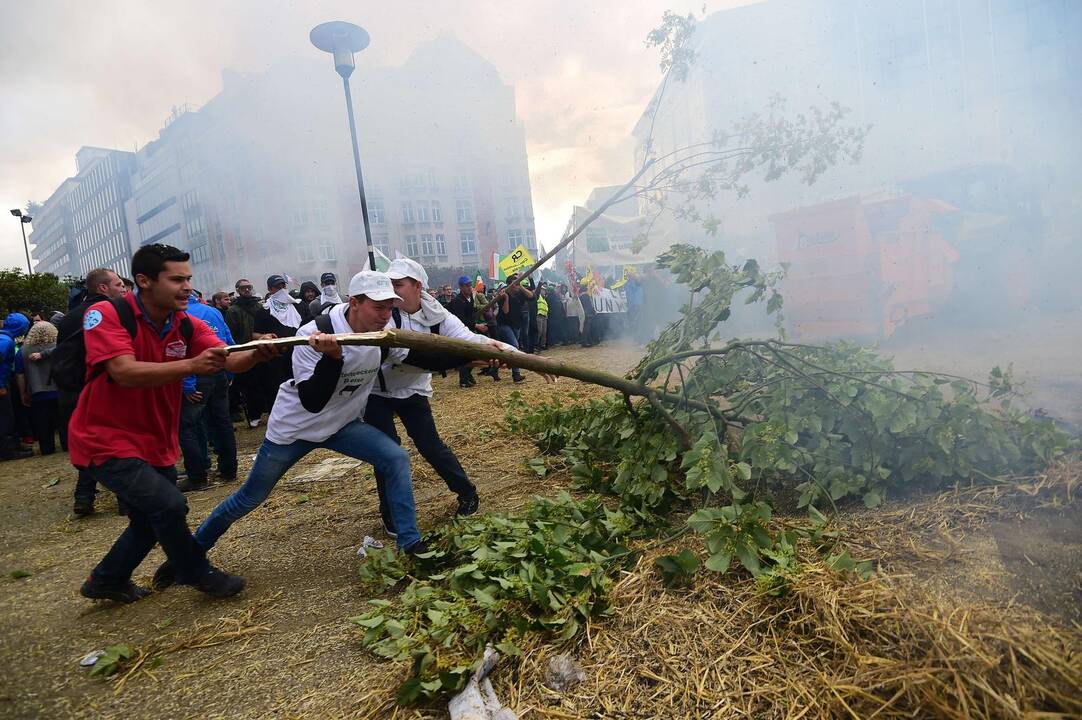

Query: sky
[0,0,758,271]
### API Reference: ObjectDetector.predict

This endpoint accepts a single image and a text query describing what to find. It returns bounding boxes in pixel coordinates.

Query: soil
[0,339,1079,719]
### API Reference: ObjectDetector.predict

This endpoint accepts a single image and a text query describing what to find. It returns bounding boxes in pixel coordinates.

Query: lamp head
[310,22,369,80]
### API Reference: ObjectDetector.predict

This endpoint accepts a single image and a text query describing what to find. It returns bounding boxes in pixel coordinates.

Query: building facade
[31,35,538,293]
[30,147,136,279]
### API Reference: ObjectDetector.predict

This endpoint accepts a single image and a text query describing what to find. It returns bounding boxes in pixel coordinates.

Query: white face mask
[321,284,342,304]
[267,288,302,327]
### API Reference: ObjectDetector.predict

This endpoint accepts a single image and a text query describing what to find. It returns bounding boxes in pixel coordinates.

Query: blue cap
[267,274,287,289]
[457,275,472,286]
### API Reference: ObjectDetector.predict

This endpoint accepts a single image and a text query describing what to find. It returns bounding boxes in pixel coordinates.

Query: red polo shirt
[68,293,223,468]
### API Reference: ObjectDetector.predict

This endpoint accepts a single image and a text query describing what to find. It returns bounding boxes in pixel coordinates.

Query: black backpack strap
[391,307,402,328]
[377,346,390,393]
[430,322,440,335]
[111,297,138,340]
[314,314,334,334]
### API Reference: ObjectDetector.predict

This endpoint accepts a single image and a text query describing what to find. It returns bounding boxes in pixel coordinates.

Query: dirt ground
[0,339,1079,719]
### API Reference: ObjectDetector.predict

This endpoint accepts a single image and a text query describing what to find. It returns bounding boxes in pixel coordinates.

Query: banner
[592,287,627,314]
[361,246,392,272]
[498,244,535,277]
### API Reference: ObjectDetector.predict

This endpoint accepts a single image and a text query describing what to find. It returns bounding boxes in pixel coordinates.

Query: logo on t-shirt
[165,340,188,359]
[83,309,103,331]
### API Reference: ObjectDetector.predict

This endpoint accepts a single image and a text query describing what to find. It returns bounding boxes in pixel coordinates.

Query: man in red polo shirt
[71,243,277,602]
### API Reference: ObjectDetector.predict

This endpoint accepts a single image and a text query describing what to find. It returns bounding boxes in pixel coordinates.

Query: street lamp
[310,21,377,272]
[9,209,33,275]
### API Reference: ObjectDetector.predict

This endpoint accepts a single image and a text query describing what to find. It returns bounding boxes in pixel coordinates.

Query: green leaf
[734,462,752,481]
[9,569,31,579]
[734,543,762,576]
[705,551,731,573]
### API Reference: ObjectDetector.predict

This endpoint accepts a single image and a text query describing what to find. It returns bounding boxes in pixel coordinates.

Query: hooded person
[298,281,320,325]
[365,258,553,538]
[0,312,32,460]
[308,272,343,319]
[224,278,277,427]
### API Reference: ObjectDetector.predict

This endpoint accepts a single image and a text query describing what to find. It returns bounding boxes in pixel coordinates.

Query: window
[401,202,414,223]
[369,198,385,224]
[460,231,476,256]
[431,201,442,222]
[417,203,430,223]
[426,170,439,189]
[435,233,446,256]
[296,242,316,263]
[507,228,524,251]
[453,171,469,191]
[525,228,537,253]
[456,199,473,223]
[190,243,210,264]
[504,198,520,220]
[186,214,206,238]
[374,235,390,255]
[318,242,336,261]
[421,234,434,257]
[405,235,419,257]
[181,190,199,212]
[290,206,308,227]
[312,195,330,224]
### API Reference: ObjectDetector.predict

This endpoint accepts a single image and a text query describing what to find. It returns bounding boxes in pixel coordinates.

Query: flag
[489,252,506,282]
[360,246,392,272]
[498,244,534,277]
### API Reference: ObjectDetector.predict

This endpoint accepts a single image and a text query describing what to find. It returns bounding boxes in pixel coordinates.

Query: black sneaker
[151,560,175,591]
[80,576,152,604]
[404,540,430,556]
[513,375,526,383]
[381,515,398,539]
[215,473,237,484]
[177,477,209,493]
[73,497,95,517]
[457,495,480,516]
[191,566,246,598]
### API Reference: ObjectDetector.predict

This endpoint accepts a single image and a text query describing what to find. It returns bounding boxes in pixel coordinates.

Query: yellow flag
[498,244,535,276]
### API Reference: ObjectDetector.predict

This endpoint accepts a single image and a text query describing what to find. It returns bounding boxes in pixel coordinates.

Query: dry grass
[494,460,1082,720]
[0,341,1080,719]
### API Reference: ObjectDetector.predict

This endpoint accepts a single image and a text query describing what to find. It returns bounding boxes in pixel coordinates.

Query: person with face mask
[254,274,301,392]
[366,258,554,538]
[309,272,342,319]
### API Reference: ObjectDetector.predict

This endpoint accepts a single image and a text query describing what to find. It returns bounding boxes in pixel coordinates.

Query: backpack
[313,308,441,393]
[51,297,193,392]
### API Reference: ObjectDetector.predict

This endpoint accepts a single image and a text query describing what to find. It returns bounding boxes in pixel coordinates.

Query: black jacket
[448,293,482,333]
[57,293,109,343]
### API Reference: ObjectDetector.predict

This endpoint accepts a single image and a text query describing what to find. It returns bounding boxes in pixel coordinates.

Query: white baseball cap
[347,271,398,302]
[386,258,429,289]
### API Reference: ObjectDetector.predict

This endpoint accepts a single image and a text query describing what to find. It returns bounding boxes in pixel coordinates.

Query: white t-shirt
[373,308,495,399]
[265,303,408,444]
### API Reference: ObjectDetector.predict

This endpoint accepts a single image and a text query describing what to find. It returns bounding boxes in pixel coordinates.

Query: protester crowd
[3,245,659,602]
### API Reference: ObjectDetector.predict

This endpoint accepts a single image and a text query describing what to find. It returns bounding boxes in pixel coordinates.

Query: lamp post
[309,21,376,272]
[9,209,33,275]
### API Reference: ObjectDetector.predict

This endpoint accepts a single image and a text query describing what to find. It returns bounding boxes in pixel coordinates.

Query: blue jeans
[180,373,237,482]
[194,420,420,550]
[89,460,208,586]
[494,325,524,380]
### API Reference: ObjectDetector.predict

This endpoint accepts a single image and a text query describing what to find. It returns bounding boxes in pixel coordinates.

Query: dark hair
[132,244,190,281]
[121,277,134,288]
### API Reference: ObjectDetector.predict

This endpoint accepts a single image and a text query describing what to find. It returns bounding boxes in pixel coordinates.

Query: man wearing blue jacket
[177,295,237,492]
[0,312,32,461]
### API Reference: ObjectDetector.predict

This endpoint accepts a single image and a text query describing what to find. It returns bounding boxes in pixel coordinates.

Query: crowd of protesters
[0,245,585,603]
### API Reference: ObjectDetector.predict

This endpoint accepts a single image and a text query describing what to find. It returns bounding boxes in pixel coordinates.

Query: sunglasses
[237,284,254,291]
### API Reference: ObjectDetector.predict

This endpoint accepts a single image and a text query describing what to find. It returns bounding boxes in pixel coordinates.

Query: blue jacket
[182,296,235,395]
[0,312,30,387]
